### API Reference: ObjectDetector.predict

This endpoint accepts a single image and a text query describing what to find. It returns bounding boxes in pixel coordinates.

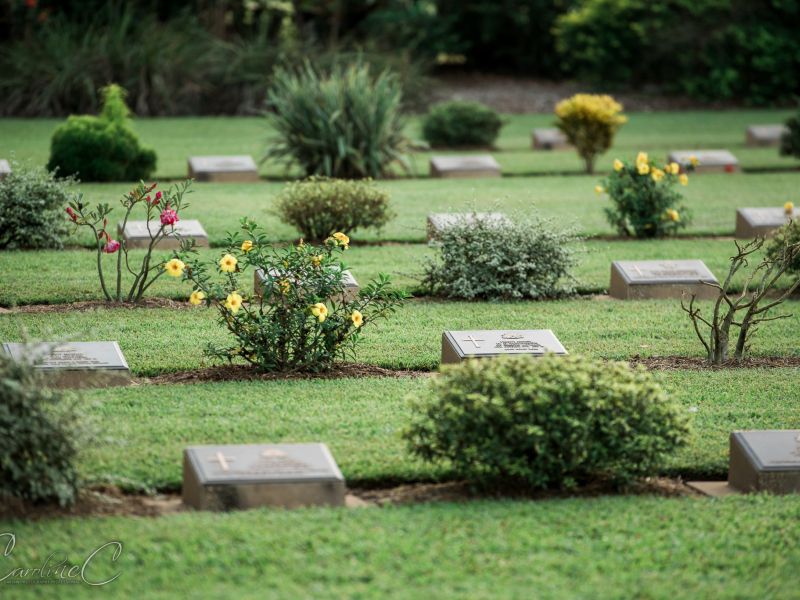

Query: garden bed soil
[8,298,192,313]
[0,478,701,520]
[630,355,800,370]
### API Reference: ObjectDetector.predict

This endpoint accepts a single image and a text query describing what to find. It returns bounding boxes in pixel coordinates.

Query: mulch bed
[10,298,193,314]
[629,355,800,370]
[144,363,430,385]
[0,478,701,520]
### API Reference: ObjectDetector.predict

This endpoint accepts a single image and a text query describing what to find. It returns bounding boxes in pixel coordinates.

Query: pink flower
[103,239,121,254]
[160,207,179,226]
[155,191,162,202]
[66,207,77,222]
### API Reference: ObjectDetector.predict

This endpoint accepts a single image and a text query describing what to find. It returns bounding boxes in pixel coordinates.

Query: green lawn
[0,238,790,306]
[1,110,797,180]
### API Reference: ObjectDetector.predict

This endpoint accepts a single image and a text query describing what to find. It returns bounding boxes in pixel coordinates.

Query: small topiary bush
[0,161,78,250]
[265,62,409,179]
[404,355,690,490]
[47,84,157,182]
[422,101,503,148]
[0,349,89,506]
[422,212,578,299]
[555,94,627,174]
[275,177,394,241]
[780,108,800,161]
[599,152,691,238]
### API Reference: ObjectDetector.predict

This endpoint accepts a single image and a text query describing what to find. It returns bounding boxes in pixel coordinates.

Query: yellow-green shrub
[555,94,626,174]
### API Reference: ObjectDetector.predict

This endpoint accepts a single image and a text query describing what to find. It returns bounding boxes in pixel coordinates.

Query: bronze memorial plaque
[1,341,131,388]
[118,219,209,249]
[187,155,259,183]
[429,155,501,179]
[183,443,346,511]
[609,259,719,300]
[441,330,568,364]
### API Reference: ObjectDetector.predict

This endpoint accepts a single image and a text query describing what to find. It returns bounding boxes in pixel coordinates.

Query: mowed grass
[0,238,792,306]
[1,110,797,179]
[44,170,800,246]
[69,369,800,490]
[2,495,799,599]
[2,299,799,374]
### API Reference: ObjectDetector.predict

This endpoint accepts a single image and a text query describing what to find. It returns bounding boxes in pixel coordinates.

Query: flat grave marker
[531,128,569,150]
[745,125,788,147]
[254,267,359,302]
[426,212,510,241]
[188,155,259,183]
[183,443,346,510]
[689,430,800,496]
[735,207,799,239]
[430,155,501,179]
[666,150,739,174]
[0,159,10,180]
[609,259,719,300]
[1,341,131,388]
[118,219,209,249]
[441,329,567,364]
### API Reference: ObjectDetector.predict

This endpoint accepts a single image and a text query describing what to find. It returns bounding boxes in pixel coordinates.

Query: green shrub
[767,217,800,275]
[0,161,77,250]
[599,152,691,238]
[780,108,800,160]
[422,101,503,148]
[47,84,156,182]
[0,349,89,506]
[275,177,394,242]
[422,212,578,300]
[264,62,409,179]
[176,219,406,372]
[404,355,690,489]
[555,94,627,174]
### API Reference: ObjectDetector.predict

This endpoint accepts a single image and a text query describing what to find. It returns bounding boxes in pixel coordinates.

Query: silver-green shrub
[421,212,578,299]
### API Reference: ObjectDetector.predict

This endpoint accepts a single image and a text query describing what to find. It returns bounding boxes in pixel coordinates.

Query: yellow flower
[310,302,328,323]
[219,253,238,273]
[351,310,363,328]
[665,208,680,222]
[278,279,291,295]
[331,232,350,249]
[241,240,254,253]
[311,254,323,267]
[224,291,243,314]
[637,162,650,175]
[651,168,665,182]
[679,174,689,186]
[667,162,681,175]
[689,155,699,167]
[636,152,648,166]
[784,201,795,215]
[613,159,624,172]
[189,290,206,305]
[594,184,605,195]
[164,258,185,278]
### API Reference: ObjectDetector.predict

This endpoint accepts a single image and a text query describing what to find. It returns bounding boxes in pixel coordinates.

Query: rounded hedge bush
[275,177,394,241]
[780,108,800,161]
[47,84,156,182]
[404,355,690,489]
[422,101,503,148]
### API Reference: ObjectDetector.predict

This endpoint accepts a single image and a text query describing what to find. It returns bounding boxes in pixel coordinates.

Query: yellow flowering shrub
[174,218,405,372]
[555,94,627,173]
[599,154,690,238]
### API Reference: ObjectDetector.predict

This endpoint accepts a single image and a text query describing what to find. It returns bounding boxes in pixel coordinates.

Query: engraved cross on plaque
[209,452,235,471]
[462,335,485,349]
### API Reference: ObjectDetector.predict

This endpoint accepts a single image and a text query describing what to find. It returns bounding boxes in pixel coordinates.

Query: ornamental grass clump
[404,355,690,490]
[67,179,194,303]
[422,212,578,300]
[555,94,627,174]
[599,152,691,238]
[275,177,394,241]
[264,62,409,179]
[175,219,405,372]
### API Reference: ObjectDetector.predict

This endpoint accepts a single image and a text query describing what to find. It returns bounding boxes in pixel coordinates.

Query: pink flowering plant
[66,180,194,302]
[174,217,405,372]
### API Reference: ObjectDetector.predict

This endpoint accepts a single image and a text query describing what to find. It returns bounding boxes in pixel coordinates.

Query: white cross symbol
[209,452,234,472]
[633,265,643,276]
[462,335,485,349]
